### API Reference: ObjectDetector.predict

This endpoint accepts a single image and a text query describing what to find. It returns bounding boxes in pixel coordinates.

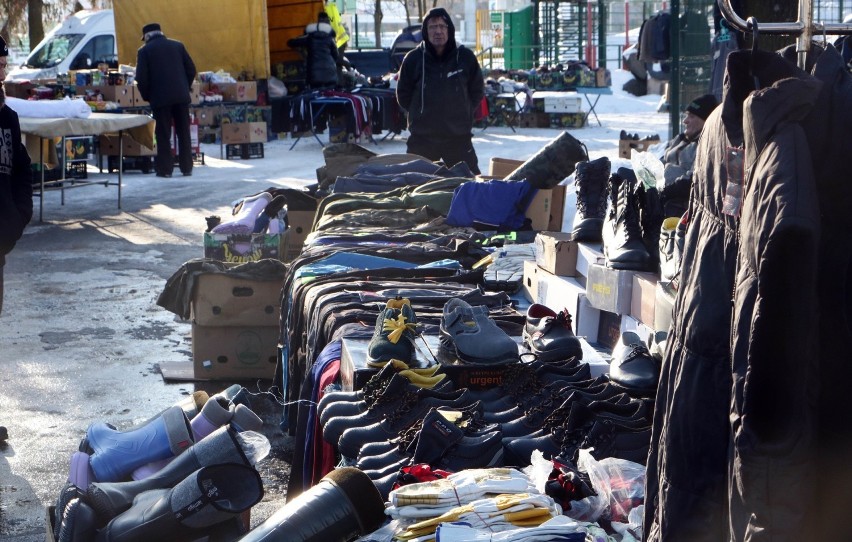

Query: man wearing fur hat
[397,7,485,174]
[136,23,197,178]
[0,35,33,318]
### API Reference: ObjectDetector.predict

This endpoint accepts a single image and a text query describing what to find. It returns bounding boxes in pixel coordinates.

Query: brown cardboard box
[192,106,218,126]
[221,122,267,144]
[522,260,539,303]
[76,85,135,108]
[190,81,202,105]
[595,68,612,88]
[586,263,635,315]
[526,185,567,232]
[131,83,149,107]
[217,81,258,103]
[191,274,285,327]
[191,324,278,380]
[99,134,156,156]
[618,138,660,159]
[534,232,578,276]
[282,209,314,261]
[630,272,658,327]
[489,157,524,178]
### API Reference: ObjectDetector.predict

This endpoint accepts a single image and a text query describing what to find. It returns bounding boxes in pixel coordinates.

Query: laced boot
[94,463,263,542]
[522,304,583,363]
[322,373,454,446]
[464,359,580,405]
[571,157,611,242]
[568,420,653,465]
[318,360,444,426]
[602,172,652,271]
[630,168,664,272]
[367,297,419,365]
[659,211,688,291]
[336,389,477,459]
[481,368,595,422]
[502,395,651,467]
[498,376,624,438]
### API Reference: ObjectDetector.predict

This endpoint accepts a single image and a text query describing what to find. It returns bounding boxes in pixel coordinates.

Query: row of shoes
[570,156,690,274]
[53,386,269,542]
[619,130,661,142]
[319,297,662,498]
[207,192,288,235]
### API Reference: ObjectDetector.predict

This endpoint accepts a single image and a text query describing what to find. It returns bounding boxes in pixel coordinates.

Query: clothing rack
[718,0,852,69]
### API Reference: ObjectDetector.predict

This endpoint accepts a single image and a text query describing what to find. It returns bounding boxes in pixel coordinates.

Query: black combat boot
[602,172,652,271]
[571,157,611,242]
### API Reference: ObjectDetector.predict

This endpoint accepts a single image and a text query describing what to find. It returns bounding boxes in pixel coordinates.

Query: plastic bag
[267,76,288,98]
[630,150,665,191]
[563,449,646,525]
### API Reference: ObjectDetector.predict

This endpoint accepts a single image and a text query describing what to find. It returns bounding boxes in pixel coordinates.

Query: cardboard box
[596,310,622,350]
[489,157,524,178]
[534,232,577,276]
[190,81,202,105]
[217,81,258,103]
[203,231,282,263]
[192,106,218,126]
[630,272,658,328]
[191,274,285,327]
[522,260,539,303]
[131,83,148,107]
[281,209,314,261]
[518,111,550,128]
[595,68,612,88]
[221,122,267,144]
[654,282,676,333]
[647,76,666,96]
[618,138,661,159]
[340,335,438,391]
[99,134,156,157]
[586,263,635,315]
[192,324,278,379]
[576,242,605,278]
[542,94,582,113]
[81,85,134,108]
[548,112,586,129]
[526,185,567,232]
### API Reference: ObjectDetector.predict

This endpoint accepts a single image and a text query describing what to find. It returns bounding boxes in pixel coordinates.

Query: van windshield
[25,33,85,68]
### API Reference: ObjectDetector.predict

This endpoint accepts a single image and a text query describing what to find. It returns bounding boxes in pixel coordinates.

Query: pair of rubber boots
[79,385,259,485]
[57,425,268,541]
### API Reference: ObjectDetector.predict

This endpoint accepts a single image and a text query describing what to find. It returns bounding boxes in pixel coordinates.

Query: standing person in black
[396,7,484,174]
[0,35,33,318]
[135,23,197,178]
[288,12,339,89]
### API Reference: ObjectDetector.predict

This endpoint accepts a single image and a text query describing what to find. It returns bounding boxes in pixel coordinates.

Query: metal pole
[797,0,813,69]
[669,0,680,140]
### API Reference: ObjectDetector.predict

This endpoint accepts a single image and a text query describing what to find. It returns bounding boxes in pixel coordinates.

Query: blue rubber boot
[87,405,194,483]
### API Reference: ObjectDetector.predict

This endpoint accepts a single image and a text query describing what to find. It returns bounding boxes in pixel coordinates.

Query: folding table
[575,87,613,127]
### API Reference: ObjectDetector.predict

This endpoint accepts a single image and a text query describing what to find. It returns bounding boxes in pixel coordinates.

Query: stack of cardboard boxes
[190,272,285,380]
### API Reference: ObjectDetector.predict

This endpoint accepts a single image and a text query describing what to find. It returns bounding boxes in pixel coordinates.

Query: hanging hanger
[747,16,760,89]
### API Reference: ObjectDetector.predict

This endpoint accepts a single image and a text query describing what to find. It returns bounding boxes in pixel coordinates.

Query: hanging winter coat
[644,49,822,542]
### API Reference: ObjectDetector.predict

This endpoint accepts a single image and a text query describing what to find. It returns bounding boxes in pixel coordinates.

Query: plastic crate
[226,143,264,160]
[107,155,153,174]
[65,160,88,179]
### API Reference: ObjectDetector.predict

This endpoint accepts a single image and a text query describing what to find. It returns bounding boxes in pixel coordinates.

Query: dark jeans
[152,103,193,176]
[407,133,481,175]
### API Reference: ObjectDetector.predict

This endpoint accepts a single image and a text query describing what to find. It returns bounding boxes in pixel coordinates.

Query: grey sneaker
[438,298,518,365]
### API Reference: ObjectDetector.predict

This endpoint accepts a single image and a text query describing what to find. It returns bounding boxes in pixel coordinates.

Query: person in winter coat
[0,35,33,317]
[661,93,718,186]
[288,13,339,89]
[135,23,197,178]
[396,7,485,174]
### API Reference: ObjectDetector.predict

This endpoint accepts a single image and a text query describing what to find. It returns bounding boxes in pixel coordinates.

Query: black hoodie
[396,7,484,139]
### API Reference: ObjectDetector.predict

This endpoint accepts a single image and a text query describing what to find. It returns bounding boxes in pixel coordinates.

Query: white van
[6,9,117,82]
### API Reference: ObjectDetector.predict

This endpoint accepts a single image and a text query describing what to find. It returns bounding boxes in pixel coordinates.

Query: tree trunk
[28,0,44,51]
[739,0,798,52]
[373,0,383,48]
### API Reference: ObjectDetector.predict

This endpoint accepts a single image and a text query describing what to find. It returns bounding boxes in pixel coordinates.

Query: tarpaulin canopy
[113,0,270,79]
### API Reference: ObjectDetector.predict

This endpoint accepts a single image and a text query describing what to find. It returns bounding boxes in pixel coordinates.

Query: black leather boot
[96,463,263,542]
[87,425,261,522]
[602,172,652,271]
[571,157,612,242]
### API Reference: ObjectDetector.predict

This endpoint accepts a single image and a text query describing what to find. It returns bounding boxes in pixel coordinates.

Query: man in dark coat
[0,35,33,317]
[288,13,339,89]
[396,7,484,174]
[661,93,718,186]
[135,23,197,178]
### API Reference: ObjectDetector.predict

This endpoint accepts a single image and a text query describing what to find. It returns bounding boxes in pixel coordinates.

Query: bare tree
[28,0,43,49]
[373,0,384,47]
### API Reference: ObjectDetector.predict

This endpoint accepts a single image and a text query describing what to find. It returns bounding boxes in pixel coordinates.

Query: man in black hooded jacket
[396,7,484,174]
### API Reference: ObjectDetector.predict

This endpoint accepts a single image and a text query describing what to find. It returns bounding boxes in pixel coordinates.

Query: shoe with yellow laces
[367,297,418,365]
